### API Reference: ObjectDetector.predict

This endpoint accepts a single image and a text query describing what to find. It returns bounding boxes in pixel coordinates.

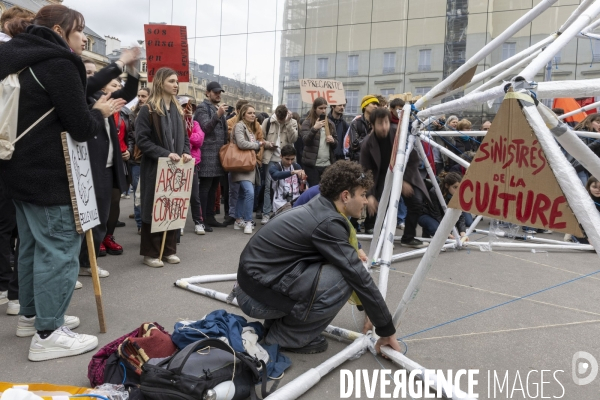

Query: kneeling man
[236,161,401,354]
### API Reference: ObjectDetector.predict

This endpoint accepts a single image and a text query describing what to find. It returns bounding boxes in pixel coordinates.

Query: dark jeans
[80,167,113,268]
[304,165,328,187]
[139,222,177,258]
[418,214,440,238]
[131,164,142,229]
[220,174,230,216]
[236,264,352,348]
[0,183,18,300]
[106,188,121,236]
[463,212,474,227]
[199,176,221,221]
[190,167,202,224]
[401,186,425,243]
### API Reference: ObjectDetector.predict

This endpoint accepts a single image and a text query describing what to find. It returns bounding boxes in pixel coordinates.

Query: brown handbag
[219,127,257,173]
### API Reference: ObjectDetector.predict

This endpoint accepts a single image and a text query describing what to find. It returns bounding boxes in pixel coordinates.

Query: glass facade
[151,0,596,125]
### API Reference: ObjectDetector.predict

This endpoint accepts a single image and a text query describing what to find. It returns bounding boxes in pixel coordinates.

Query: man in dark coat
[360,108,428,248]
[329,103,349,160]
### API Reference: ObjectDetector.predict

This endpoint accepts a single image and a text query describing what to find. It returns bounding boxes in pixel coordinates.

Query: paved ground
[1,198,600,399]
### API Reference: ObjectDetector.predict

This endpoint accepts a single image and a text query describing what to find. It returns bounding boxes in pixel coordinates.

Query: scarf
[159,100,185,154]
[390,111,400,125]
[335,204,362,306]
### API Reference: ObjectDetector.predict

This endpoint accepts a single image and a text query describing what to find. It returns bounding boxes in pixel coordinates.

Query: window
[287,93,301,113]
[346,90,359,114]
[141,62,147,73]
[289,60,299,80]
[415,87,432,96]
[140,81,148,89]
[85,37,92,52]
[383,52,396,74]
[381,88,395,97]
[502,42,516,61]
[348,55,359,76]
[317,58,328,78]
[594,41,600,62]
[418,49,431,71]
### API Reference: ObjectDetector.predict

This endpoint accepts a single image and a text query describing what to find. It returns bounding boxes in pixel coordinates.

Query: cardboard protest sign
[61,132,100,234]
[144,24,189,82]
[448,94,583,236]
[300,79,345,105]
[151,158,194,233]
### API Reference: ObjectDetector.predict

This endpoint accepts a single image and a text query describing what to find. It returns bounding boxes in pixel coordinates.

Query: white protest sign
[300,79,345,105]
[151,157,194,233]
[61,132,100,234]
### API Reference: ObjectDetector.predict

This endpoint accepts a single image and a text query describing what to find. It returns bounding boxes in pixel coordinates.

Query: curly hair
[320,161,374,201]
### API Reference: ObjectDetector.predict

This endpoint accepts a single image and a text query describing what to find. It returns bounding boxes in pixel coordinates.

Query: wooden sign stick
[85,230,106,333]
[158,231,167,260]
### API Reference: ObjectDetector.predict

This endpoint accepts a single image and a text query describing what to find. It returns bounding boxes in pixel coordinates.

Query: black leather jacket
[237,195,395,337]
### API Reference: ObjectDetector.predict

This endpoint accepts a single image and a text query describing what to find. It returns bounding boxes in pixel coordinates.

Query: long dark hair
[7,4,84,38]
[440,172,462,197]
[308,97,328,126]
[574,113,600,132]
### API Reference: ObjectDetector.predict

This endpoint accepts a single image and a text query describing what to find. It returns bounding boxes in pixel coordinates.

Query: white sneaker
[0,290,7,305]
[162,254,180,264]
[244,222,253,234]
[79,267,109,278]
[234,220,246,230]
[180,228,184,236]
[125,195,131,199]
[143,256,164,268]
[194,224,206,235]
[261,214,270,225]
[17,315,80,337]
[28,326,98,362]
[75,281,83,290]
[7,300,19,315]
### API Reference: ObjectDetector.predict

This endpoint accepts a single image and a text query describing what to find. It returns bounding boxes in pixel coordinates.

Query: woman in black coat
[136,67,192,268]
[0,4,123,361]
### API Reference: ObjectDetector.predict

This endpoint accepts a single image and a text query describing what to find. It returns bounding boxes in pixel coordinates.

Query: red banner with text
[144,24,189,82]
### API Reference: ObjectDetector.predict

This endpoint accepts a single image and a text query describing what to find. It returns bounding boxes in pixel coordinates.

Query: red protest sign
[144,24,189,82]
[448,93,583,236]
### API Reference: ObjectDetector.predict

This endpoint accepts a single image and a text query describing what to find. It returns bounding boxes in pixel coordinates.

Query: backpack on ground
[140,338,271,400]
[0,68,54,160]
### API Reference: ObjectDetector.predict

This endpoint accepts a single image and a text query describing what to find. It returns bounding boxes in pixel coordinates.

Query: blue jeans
[14,200,81,331]
[236,264,352,348]
[262,161,278,215]
[228,173,240,218]
[463,212,474,227]
[397,196,407,225]
[131,164,142,229]
[235,180,254,222]
[418,214,440,238]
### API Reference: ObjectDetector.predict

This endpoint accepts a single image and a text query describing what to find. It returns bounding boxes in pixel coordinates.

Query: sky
[62,0,284,101]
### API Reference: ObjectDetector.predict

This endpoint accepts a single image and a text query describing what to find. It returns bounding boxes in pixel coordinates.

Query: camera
[283,190,293,202]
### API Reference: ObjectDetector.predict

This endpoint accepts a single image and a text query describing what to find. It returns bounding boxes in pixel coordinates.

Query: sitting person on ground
[235,161,400,354]
[568,176,600,244]
[419,172,468,240]
[269,145,306,214]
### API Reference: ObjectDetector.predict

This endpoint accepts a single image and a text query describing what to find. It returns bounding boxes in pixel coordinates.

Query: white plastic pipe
[465,215,483,236]
[581,17,600,34]
[559,0,595,32]
[420,131,487,137]
[175,280,239,305]
[522,99,600,258]
[418,134,471,168]
[414,0,557,109]
[558,100,600,120]
[324,325,363,341]
[392,208,463,327]
[536,79,600,99]
[390,242,457,262]
[471,50,541,94]
[520,1,600,81]
[475,229,592,247]
[176,273,237,284]
[465,242,594,251]
[574,131,600,140]
[265,337,369,400]
[536,103,600,180]
[417,84,506,119]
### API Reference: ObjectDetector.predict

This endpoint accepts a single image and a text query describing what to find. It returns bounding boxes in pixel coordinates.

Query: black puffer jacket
[348,115,371,161]
[424,187,467,233]
[300,118,337,168]
[237,195,395,337]
[0,26,105,206]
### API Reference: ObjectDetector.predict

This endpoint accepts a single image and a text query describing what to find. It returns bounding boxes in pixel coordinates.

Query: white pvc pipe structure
[558,0,595,32]
[465,215,483,236]
[470,50,542,94]
[535,78,600,99]
[390,242,457,262]
[420,131,487,137]
[417,84,506,119]
[558,100,600,120]
[414,0,557,109]
[418,133,471,168]
[520,2,600,81]
[581,17,600,34]
[465,242,594,251]
[574,130,600,140]
[475,229,594,248]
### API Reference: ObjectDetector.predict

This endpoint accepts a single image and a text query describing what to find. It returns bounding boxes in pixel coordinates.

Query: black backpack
[140,338,270,400]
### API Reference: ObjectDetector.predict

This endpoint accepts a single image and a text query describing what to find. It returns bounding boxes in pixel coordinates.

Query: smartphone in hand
[319,114,325,121]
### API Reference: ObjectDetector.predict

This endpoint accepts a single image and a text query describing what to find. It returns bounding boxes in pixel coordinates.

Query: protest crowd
[1,3,600,399]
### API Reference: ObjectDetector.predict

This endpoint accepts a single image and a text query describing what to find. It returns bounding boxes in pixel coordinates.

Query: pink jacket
[189,120,205,165]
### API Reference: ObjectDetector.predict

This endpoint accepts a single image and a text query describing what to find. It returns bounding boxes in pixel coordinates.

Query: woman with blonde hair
[136,67,192,267]
[230,104,267,234]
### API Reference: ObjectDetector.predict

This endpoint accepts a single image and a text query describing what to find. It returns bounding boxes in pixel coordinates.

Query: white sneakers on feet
[79,267,110,278]
[195,223,206,235]
[234,220,245,230]
[0,290,7,305]
[162,254,180,264]
[75,281,83,290]
[7,300,19,315]
[28,326,98,362]
[234,220,253,234]
[143,256,164,268]
[261,214,270,225]
[17,315,80,337]
[244,222,253,234]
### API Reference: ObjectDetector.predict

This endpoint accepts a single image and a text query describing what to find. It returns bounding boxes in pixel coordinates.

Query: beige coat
[261,114,298,164]
[231,121,260,183]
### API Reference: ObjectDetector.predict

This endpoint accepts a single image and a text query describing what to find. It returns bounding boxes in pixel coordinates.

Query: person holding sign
[135,67,192,268]
[0,4,124,361]
[300,97,337,187]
